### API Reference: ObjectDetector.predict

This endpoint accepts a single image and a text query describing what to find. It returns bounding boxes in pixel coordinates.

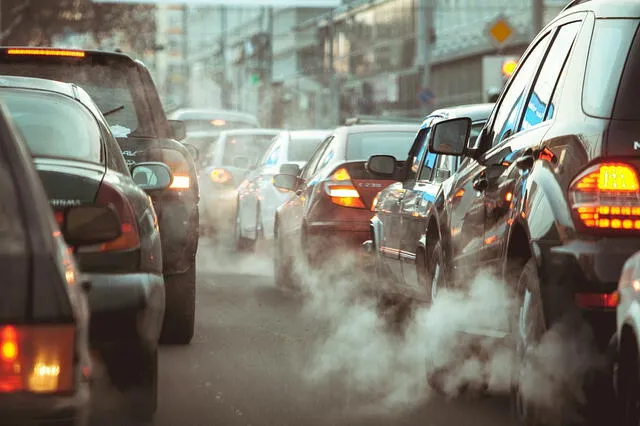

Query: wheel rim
[431,263,441,301]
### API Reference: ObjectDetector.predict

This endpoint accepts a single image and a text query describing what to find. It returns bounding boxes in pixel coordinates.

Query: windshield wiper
[103,105,125,117]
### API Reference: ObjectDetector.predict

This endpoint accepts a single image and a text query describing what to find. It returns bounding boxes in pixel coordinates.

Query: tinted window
[263,143,281,167]
[521,22,580,130]
[490,32,551,147]
[583,19,638,118]
[612,20,640,120]
[287,136,326,162]
[0,61,148,137]
[418,151,438,180]
[221,134,276,166]
[1,89,102,163]
[302,136,332,180]
[346,131,416,161]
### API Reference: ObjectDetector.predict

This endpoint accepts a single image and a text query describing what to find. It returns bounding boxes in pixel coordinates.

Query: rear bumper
[306,221,373,266]
[87,272,165,348]
[0,382,90,426]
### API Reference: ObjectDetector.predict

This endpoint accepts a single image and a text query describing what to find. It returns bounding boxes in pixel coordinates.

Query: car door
[378,127,431,281]
[482,19,582,270]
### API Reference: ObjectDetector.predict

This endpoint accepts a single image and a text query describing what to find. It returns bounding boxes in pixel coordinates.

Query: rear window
[583,19,639,118]
[0,58,150,137]
[613,20,640,120]
[346,131,416,161]
[1,88,102,163]
[185,119,258,133]
[221,134,277,166]
[287,136,326,161]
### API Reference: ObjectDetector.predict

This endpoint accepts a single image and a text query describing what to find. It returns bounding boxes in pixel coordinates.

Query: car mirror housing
[429,117,472,156]
[272,173,300,192]
[367,155,397,176]
[62,204,122,247]
[131,162,173,192]
[279,162,302,176]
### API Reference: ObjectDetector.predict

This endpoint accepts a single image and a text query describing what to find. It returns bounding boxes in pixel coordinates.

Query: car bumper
[87,272,165,348]
[543,237,640,351]
[0,382,90,426]
[306,221,373,264]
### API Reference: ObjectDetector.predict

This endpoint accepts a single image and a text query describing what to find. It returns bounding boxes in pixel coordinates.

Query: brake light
[575,291,619,309]
[210,168,232,184]
[170,174,190,189]
[6,48,85,58]
[324,167,365,209]
[569,162,640,230]
[95,183,140,252]
[0,325,75,393]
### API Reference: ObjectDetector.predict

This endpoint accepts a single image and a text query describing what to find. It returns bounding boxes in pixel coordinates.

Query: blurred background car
[168,108,260,138]
[199,128,281,237]
[0,95,120,426]
[235,129,330,251]
[272,123,419,287]
[0,75,173,422]
[0,47,200,346]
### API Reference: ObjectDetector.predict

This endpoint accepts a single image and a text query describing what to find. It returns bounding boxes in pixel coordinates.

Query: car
[417,1,640,423]
[168,108,260,136]
[0,47,201,345]
[198,128,282,237]
[0,94,122,425]
[364,104,493,308]
[272,123,419,287]
[235,129,330,251]
[614,250,640,426]
[0,75,173,421]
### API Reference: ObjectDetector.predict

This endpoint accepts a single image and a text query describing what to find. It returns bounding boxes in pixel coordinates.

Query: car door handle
[473,176,488,191]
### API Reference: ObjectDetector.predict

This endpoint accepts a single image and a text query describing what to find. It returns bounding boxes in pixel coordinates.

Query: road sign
[92,0,341,6]
[418,87,435,105]
[487,16,514,46]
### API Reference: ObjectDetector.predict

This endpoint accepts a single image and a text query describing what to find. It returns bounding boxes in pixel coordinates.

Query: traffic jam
[1,0,640,425]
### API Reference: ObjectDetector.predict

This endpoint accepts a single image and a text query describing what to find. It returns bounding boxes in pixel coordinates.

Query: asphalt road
[92,237,514,426]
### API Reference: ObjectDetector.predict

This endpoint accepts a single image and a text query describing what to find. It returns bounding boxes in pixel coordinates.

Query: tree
[0,0,156,56]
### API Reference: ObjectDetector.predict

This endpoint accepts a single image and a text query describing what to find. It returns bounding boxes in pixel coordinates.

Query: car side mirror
[183,143,199,161]
[272,173,300,192]
[429,117,472,156]
[169,119,186,141]
[61,204,122,247]
[131,162,173,192]
[367,155,396,176]
[279,162,301,176]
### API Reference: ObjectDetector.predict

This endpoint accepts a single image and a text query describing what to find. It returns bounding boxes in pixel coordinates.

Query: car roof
[219,128,281,137]
[0,74,76,98]
[341,123,420,135]
[170,108,259,122]
[286,129,331,138]
[564,0,640,18]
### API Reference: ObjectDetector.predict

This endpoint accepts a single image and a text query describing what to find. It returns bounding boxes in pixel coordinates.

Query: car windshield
[1,88,102,163]
[287,135,326,161]
[221,133,277,166]
[0,60,149,137]
[184,119,258,133]
[346,131,416,160]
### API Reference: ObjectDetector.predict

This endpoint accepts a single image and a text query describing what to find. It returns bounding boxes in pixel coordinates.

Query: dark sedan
[0,94,122,425]
[0,75,172,421]
[272,123,418,286]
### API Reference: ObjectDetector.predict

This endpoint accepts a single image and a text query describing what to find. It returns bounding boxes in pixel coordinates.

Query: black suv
[0,47,200,344]
[419,0,640,423]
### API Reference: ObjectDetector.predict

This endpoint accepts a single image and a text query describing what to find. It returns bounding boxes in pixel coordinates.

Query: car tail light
[575,291,619,309]
[569,162,640,231]
[170,174,190,189]
[146,148,192,190]
[0,324,76,393]
[94,183,140,252]
[210,168,232,184]
[324,167,365,209]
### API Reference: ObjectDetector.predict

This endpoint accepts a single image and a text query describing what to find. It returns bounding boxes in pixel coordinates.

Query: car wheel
[419,240,445,305]
[128,348,158,423]
[160,264,196,345]
[618,333,640,426]
[510,258,546,426]
[235,210,255,252]
[274,225,295,288]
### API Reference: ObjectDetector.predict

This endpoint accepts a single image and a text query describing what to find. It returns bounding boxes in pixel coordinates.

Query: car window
[302,136,332,180]
[346,131,416,160]
[1,88,102,163]
[611,20,640,120]
[583,19,639,119]
[262,141,282,167]
[490,32,551,148]
[407,126,432,181]
[184,119,258,133]
[221,133,277,167]
[433,154,457,183]
[315,139,338,172]
[520,21,580,130]
[418,151,438,181]
[287,136,326,162]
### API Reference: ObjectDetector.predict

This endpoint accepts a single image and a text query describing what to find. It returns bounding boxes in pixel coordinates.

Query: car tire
[617,334,639,426]
[160,264,196,345]
[274,225,295,288]
[128,348,158,423]
[420,240,445,305]
[235,210,255,252]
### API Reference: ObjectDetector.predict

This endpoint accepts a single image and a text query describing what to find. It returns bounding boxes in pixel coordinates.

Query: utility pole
[533,0,545,35]
[419,0,435,88]
[327,12,339,127]
[182,5,189,107]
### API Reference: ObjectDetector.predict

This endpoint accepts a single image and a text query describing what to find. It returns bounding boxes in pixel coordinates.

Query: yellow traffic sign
[488,17,513,45]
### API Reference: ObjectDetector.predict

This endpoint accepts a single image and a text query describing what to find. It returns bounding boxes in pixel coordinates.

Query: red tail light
[95,183,140,252]
[210,168,232,184]
[569,162,640,231]
[324,167,365,209]
[575,291,619,309]
[0,325,76,393]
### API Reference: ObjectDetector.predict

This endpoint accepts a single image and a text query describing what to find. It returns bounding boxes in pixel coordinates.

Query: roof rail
[561,0,590,12]
[344,115,419,126]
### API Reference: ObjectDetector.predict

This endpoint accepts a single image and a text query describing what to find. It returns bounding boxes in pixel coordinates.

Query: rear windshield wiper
[103,105,125,117]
